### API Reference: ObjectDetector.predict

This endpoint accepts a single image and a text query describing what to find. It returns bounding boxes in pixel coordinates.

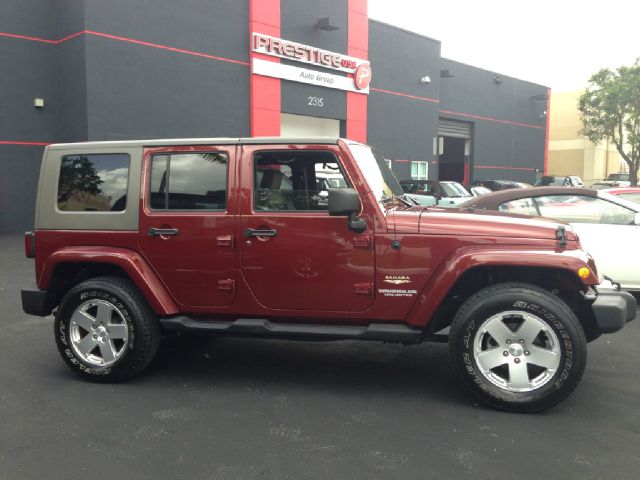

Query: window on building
[254,150,349,211]
[57,153,130,212]
[411,161,428,180]
[149,152,228,210]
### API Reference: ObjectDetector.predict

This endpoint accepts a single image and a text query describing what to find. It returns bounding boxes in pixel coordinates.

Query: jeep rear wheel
[54,276,161,382]
[449,282,587,412]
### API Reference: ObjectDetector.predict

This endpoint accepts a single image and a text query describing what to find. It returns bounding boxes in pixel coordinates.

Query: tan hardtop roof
[47,137,345,150]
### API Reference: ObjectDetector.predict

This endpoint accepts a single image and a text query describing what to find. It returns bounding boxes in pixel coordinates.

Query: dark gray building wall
[439,58,548,183]
[84,0,250,64]
[281,0,348,120]
[56,0,88,143]
[83,37,250,140]
[83,0,250,140]
[1,0,61,233]
[367,21,441,181]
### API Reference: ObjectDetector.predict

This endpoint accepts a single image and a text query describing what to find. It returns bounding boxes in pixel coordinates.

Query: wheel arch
[408,249,599,341]
[40,247,179,315]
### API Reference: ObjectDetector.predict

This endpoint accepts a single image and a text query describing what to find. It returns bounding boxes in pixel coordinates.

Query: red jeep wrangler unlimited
[21,137,635,412]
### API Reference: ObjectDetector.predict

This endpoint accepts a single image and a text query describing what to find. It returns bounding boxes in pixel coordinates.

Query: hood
[389,206,577,241]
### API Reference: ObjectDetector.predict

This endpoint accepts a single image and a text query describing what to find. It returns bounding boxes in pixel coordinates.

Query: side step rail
[160,317,425,343]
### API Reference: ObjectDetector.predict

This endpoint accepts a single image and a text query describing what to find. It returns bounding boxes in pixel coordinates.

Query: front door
[239,145,375,313]
[138,146,237,309]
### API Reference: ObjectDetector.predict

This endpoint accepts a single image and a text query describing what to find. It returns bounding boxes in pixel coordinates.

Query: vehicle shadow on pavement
[143,334,471,406]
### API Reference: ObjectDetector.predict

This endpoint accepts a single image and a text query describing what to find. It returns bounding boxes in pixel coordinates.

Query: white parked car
[399,180,472,206]
[461,187,640,292]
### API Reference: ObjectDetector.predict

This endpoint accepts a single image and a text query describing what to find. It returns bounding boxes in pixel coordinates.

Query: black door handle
[244,228,278,238]
[148,227,179,237]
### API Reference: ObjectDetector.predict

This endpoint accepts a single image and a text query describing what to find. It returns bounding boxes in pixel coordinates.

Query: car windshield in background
[608,173,629,181]
[470,186,491,196]
[440,182,471,197]
[349,144,404,208]
[535,176,567,186]
[591,183,614,190]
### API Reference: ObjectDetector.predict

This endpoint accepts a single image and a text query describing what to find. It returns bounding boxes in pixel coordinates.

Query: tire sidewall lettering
[56,287,134,376]
[461,298,576,401]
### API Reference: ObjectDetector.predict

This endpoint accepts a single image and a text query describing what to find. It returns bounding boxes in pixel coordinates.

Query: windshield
[349,144,404,208]
[440,182,471,197]
[608,173,629,181]
[535,176,567,186]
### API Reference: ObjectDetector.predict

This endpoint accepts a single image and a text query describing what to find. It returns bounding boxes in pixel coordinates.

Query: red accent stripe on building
[0,30,249,66]
[394,159,410,163]
[87,30,250,66]
[249,0,281,137]
[0,31,58,43]
[544,87,551,175]
[346,0,368,143]
[370,87,439,103]
[438,109,545,130]
[474,165,536,171]
[0,141,50,146]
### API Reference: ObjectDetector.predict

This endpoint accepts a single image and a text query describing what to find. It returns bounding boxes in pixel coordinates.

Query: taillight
[24,231,36,258]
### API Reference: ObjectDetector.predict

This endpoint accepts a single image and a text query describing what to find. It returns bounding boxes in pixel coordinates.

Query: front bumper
[21,288,53,317]
[589,279,636,334]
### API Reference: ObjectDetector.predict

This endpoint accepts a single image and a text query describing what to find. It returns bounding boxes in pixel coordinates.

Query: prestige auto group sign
[252,33,371,94]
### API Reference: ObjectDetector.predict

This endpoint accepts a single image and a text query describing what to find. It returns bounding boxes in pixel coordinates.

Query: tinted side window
[535,195,635,224]
[499,198,538,216]
[57,154,130,212]
[618,193,640,204]
[150,152,228,211]
[254,150,349,211]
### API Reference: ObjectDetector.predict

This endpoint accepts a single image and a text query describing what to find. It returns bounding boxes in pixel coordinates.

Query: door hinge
[217,279,235,293]
[217,235,234,247]
[353,235,372,249]
[353,282,373,296]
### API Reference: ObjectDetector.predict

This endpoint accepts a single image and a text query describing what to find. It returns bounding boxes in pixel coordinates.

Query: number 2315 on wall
[308,96,324,107]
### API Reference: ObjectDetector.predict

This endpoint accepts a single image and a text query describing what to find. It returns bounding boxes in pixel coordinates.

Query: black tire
[54,276,161,382]
[449,282,587,412]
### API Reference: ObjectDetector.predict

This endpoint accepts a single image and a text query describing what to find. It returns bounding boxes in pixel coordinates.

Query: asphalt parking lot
[1,233,639,480]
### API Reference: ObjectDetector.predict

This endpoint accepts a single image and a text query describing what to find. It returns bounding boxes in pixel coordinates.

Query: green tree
[578,59,640,185]
[57,156,103,203]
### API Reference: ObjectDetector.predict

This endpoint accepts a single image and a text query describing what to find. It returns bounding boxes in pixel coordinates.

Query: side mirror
[328,188,367,233]
[329,188,360,216]
[635,212,640,225]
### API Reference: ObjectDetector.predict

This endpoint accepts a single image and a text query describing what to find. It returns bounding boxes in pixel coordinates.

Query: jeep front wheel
[54,276,161,382]
[449,282,587,412]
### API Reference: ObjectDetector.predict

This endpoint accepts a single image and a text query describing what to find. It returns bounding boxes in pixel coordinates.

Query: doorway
[437,119,472,183]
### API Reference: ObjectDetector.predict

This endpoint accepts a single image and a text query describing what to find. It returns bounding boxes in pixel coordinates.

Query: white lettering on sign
[252,32,371,93]
[252,58,369,94]
[252,33,367,74]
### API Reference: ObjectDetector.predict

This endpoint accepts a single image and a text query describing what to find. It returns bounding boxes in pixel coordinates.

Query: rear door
[138,145,238,309]
[238,144,375,313]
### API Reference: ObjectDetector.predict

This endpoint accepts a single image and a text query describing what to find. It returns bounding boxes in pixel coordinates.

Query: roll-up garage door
[281,113,340,137]
[438,118,472,139]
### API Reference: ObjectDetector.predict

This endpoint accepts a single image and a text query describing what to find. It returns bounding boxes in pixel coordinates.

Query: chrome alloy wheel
[474,311,561,393]
[69,299,129,367]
